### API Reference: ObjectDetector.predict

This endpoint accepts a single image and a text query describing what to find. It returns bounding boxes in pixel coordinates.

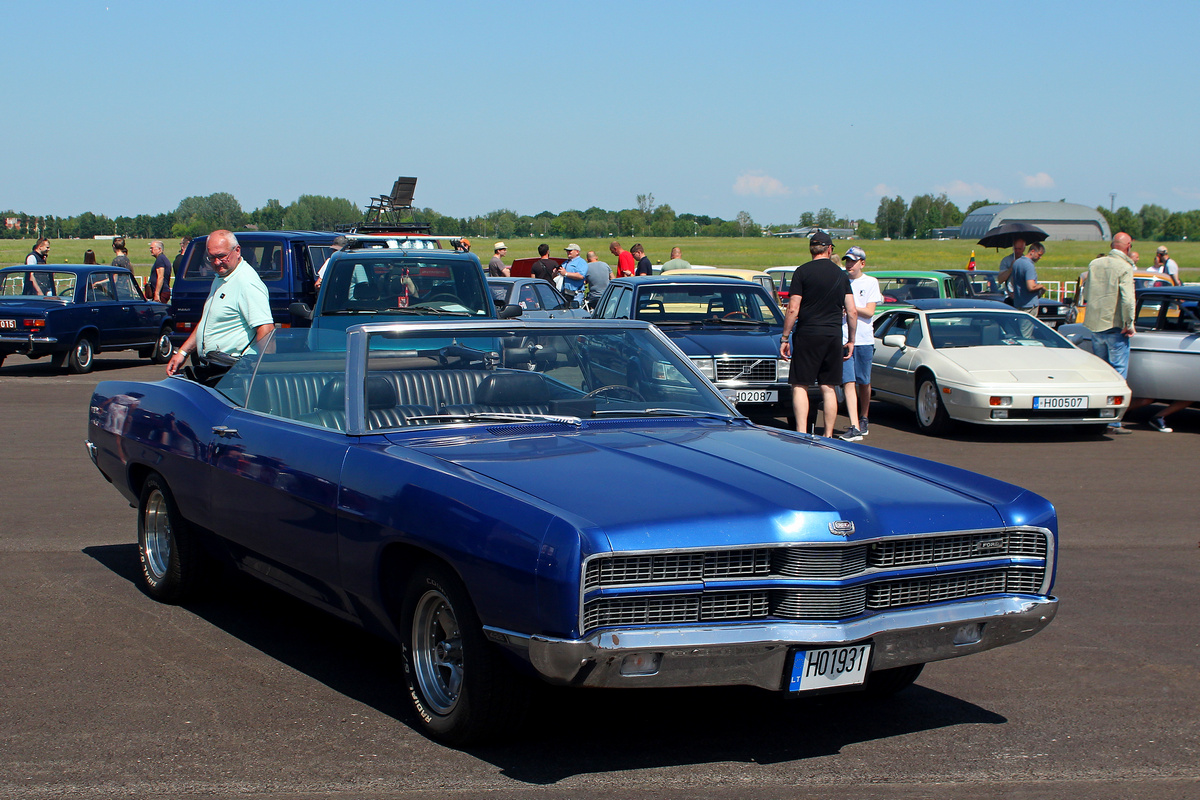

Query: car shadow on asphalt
[1,356,153,376]
[85,543,1007,781]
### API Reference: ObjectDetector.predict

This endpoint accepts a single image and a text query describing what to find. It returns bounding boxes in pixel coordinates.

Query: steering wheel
[423,292,459,304]
[583,385,645,402]
[722,311,751,320]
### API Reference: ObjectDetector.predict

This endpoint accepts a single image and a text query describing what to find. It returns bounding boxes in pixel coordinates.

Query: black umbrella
[977,222,1049,249]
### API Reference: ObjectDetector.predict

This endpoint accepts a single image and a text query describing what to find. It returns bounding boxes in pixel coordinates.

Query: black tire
[401,561,528,744]
[137,474,204,603]
[914,375,951,435]
[149,328,173,364]
[67,335,95,374]
[863,663,924,697]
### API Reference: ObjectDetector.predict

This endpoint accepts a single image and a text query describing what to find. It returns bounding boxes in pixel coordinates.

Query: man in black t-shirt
[779,230,857,436]
[530,243,560,283]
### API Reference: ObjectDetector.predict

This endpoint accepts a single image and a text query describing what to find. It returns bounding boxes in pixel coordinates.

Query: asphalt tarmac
[1,352,1196,799]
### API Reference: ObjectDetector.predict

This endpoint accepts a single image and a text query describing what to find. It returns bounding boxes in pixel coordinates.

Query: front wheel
[149,328,173,364]
[401,562,527,744]
[137,474,205,603]
[68,335,94,374]
[914,376,951,435]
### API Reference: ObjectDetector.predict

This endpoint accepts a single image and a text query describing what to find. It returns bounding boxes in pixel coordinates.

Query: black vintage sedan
[0,265,173,372]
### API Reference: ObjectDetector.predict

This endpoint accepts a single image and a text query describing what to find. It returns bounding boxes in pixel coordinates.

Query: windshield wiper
[590,408,738,421]
[701,317,772,326]
[320,308,379,315]
[404,412,582,426]
[377,306,474,316]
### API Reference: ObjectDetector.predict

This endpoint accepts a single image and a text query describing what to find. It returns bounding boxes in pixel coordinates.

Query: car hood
[937,346,1120,383]
[398,422,1022,550]
[659,326,782,358]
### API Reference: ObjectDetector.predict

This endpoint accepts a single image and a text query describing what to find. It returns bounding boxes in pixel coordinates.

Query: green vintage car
[869,270,965,312]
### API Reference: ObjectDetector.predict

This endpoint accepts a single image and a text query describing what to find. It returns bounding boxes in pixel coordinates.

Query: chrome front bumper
[486,595,1057,690]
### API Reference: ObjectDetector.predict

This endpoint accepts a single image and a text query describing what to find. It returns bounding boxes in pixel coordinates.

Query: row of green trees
[1096,204,1200,242]
[1,194,365,241]
[2,192,763,242]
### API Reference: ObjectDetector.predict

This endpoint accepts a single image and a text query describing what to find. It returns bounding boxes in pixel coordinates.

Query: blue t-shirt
[1010,256,1039,309]
[561,256,588,295]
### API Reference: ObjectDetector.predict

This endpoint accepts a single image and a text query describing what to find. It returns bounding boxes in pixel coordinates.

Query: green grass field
[5,235,1194,288]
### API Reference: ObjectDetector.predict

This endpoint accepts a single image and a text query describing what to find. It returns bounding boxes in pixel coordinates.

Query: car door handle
[211,426,240,438]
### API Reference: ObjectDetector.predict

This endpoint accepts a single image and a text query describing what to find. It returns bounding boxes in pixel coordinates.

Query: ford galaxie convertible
[86,320,1058,744]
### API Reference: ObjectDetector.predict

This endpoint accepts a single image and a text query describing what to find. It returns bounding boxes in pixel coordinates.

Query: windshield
[320,256,489,317]
[363,326,734,430]
[927,311,1073,350]
[633,284,782,324]
[181,241,286,281]
[1,271,77,300]
[878,276,941,302]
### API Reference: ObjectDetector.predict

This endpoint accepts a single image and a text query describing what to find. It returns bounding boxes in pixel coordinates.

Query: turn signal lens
[989,396,1012,406]
[23,318,45,327]
[1107,395,1124,405]
[620,652,662,676]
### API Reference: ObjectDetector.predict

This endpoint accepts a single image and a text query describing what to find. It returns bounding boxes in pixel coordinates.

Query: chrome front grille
[715,358,777,382]
[583,591,769,631]
[870,531,1048,567]
[580,529,1051,634]
[584,549,771,591]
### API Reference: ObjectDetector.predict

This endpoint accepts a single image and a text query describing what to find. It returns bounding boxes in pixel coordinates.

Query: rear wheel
[67,335,94,374]
[401,561,527,744]
[149,328,173,364]
[914,376,950,435]
[137,474,205,603]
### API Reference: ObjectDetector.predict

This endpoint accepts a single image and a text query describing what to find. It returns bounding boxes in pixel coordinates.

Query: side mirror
[883,334,907,349]
[288,302,313,321]
[498,303,524,319]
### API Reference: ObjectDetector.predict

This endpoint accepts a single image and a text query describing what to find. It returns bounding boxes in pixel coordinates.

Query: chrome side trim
[487,595,1057,690]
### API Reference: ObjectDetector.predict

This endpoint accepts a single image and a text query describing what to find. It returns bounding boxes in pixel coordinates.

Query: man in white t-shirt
[1150,245,1179,281]
[837,246,883,440]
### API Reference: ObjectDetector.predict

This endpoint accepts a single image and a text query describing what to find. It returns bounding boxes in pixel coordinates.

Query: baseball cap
[565,243,581,252]
[1157,245,1169,254]
[494,242,507,251]
[842,246,866,263]
[809,230,833,247]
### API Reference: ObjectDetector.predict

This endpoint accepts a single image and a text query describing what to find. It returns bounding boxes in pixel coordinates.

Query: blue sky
[7,1,1199,225]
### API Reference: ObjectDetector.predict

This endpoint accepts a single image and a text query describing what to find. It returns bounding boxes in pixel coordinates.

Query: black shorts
[788,332,843,387]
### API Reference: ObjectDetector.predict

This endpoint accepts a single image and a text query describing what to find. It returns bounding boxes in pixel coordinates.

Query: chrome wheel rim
[142,489,171,581]
[412,590,463,715]
[917,381,939,427]
[76,339,92,368]
[155,333,172,360]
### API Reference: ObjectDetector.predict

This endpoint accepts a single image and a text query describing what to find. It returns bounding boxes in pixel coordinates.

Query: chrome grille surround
[715,357,777,382]
[580,527,1053,635]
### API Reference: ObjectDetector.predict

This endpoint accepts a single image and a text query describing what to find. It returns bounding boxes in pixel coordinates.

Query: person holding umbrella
[979,222,1048,304]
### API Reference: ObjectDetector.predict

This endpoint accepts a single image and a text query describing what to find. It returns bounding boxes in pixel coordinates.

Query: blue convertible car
[86,319,1058,744]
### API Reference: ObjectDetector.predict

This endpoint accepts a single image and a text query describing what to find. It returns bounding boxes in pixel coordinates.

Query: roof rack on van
[342,233,468,251]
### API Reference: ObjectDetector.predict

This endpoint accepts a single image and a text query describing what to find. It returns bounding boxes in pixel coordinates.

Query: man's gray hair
[151,240,163,250]
[210,229,240,249]
[1028,241,1045,255]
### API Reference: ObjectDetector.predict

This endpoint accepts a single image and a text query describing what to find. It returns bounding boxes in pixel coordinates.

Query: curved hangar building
[960,201,1111,242]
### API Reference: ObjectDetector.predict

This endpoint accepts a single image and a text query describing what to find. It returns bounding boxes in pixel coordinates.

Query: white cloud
[872,183,897,197]
[935,179,1005,200]
[1021,172,1055,189]
[1172,187,1200,202]
[733,171,792,198]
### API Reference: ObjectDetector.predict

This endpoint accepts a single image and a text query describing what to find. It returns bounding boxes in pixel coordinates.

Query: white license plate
[1033,396,1086,410]
[788,644,871,692]
[734,389,777,404]
[0,319,14,329]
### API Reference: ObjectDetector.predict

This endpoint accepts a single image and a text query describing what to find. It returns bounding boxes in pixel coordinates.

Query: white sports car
[870,300,1130,434]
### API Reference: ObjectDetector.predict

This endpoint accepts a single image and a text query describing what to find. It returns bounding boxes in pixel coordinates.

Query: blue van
[170,231,339,344]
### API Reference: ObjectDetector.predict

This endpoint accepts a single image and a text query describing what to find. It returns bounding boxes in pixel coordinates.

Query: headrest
[317,376,398,411]
[475,371,551,406]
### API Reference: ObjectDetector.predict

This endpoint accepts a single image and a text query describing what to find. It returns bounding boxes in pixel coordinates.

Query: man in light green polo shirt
[166,230,274,376]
